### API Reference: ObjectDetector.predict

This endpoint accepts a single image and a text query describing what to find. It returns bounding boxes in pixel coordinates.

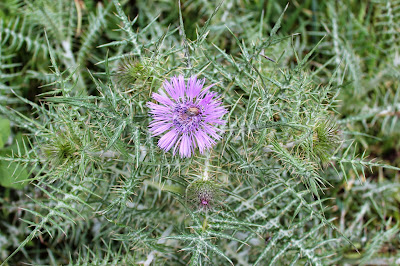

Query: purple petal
[179,134,192,158]
[163,79,177,100]
[202,124,222,140]
[150,123,172,136]
[187,75,197,100]
[152,92,174,106]
[199,83,216,97]
[178,75,186,99]
[198,92,217,106]
[187,76,205,100]
[147,102,172,114]
[158,130,179,152]
[194,130,215,153]
[171,75,185,100]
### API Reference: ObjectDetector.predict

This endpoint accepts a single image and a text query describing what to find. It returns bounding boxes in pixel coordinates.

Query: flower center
[201,198,209,206]
[173,104,202,133]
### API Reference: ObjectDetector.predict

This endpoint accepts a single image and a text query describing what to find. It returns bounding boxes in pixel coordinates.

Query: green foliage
[0,118,10,148]
[0,0,400,265]
[0,118,29,189]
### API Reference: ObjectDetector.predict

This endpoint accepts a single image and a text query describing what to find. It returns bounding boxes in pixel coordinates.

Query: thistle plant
[1,1,400,265]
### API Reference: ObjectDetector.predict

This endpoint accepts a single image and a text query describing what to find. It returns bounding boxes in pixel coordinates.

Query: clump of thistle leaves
[1,0,400,265]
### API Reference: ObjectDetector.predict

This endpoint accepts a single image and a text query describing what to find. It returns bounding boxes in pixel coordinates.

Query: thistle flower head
[42,132,82,168]
[146,75,227,158]
[185,179,223,211]
[312,119,341,164]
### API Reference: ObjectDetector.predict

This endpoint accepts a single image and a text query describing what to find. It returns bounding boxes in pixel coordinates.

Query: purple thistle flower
[147,75,227,158]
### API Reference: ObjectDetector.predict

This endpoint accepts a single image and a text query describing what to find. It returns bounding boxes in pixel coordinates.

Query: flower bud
[113,57,149,87]
[185,179,223,211]
[42,133,81,168]
[312,118,341,164]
